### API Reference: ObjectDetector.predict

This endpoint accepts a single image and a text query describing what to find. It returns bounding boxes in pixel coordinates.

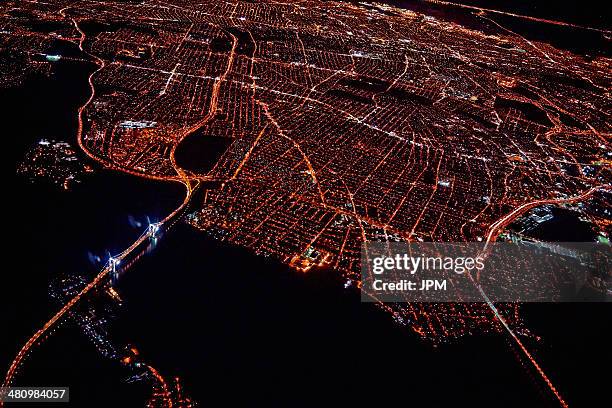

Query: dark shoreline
[378,0,610,30]
[372,0,611,57]
[3,11,610,407]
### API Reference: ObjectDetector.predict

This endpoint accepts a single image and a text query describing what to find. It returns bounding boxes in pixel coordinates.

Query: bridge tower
[109,257,120,285]
[148,223,160,238]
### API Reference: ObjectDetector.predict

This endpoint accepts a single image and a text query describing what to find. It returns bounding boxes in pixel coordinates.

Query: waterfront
[7,169,609,406]
[3,2,610,406]
[383,0,610,56]
[2,61,540,406]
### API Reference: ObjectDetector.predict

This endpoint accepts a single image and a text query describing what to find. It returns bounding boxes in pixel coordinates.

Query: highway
[477,184,610,408]
[1,195,189,387]
[1,175,195,408]
[1,15,198,397]
[4,5,608,407]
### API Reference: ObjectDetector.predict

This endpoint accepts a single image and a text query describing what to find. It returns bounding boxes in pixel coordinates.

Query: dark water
[424,0,609,29]
[529,208,598,242]
[4,56,183,406]
[522,303,611,406]
[7,169,183,406]
[380,1,610,57]
[115,225,546,407]
[3,22,610,408]
[174,129,231,174]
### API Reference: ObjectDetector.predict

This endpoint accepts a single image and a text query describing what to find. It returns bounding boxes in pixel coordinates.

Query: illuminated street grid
[2,0,611,341]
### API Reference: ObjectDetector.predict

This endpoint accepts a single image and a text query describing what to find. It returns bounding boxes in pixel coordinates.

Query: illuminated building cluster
[17,139,93,190]
[3,0,610,343]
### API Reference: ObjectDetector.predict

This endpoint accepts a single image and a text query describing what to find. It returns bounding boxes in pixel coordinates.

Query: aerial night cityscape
[2,0,610,407]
